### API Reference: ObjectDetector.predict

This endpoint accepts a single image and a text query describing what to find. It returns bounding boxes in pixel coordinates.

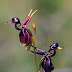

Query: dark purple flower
[30,46,55,72]
[30,43,63,72]
[8,9,38,51]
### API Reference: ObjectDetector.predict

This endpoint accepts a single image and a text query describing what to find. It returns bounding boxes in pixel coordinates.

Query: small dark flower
[30,43,63,72]
[8,9,38,51]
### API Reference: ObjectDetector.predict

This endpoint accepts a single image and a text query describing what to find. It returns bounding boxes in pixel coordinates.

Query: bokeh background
[0,0,72,72]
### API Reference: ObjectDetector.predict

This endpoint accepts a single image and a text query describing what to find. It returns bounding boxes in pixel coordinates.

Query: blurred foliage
[36,0,63,15]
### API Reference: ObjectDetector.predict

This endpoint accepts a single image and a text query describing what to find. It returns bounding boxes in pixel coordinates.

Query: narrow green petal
[39,57,45,70]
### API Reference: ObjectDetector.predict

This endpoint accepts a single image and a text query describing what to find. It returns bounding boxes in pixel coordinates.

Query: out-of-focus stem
[32,24,38,72]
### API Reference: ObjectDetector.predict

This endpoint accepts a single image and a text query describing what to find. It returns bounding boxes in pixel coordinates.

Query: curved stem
[32,30,38,72]
[15,23,22,31]
[51,50,56,57]
[48,50,56,57]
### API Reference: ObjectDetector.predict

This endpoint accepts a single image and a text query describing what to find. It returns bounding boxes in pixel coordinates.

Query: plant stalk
[32,30,38,72]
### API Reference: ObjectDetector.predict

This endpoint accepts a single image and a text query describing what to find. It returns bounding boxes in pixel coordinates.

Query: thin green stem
[32,30,38,72]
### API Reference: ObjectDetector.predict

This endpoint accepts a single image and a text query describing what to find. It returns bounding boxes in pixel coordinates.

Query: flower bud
[32,23,36,31]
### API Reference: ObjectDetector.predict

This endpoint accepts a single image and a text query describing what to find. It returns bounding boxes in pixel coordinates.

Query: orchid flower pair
[8,9,63,72]
[8,9,38,51]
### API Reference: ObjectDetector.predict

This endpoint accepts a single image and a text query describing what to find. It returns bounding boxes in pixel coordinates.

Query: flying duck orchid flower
[29,43,63,72]
[7,9,38,51]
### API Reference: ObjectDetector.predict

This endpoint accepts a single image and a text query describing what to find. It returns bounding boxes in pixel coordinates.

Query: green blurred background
[0,0,72,72]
